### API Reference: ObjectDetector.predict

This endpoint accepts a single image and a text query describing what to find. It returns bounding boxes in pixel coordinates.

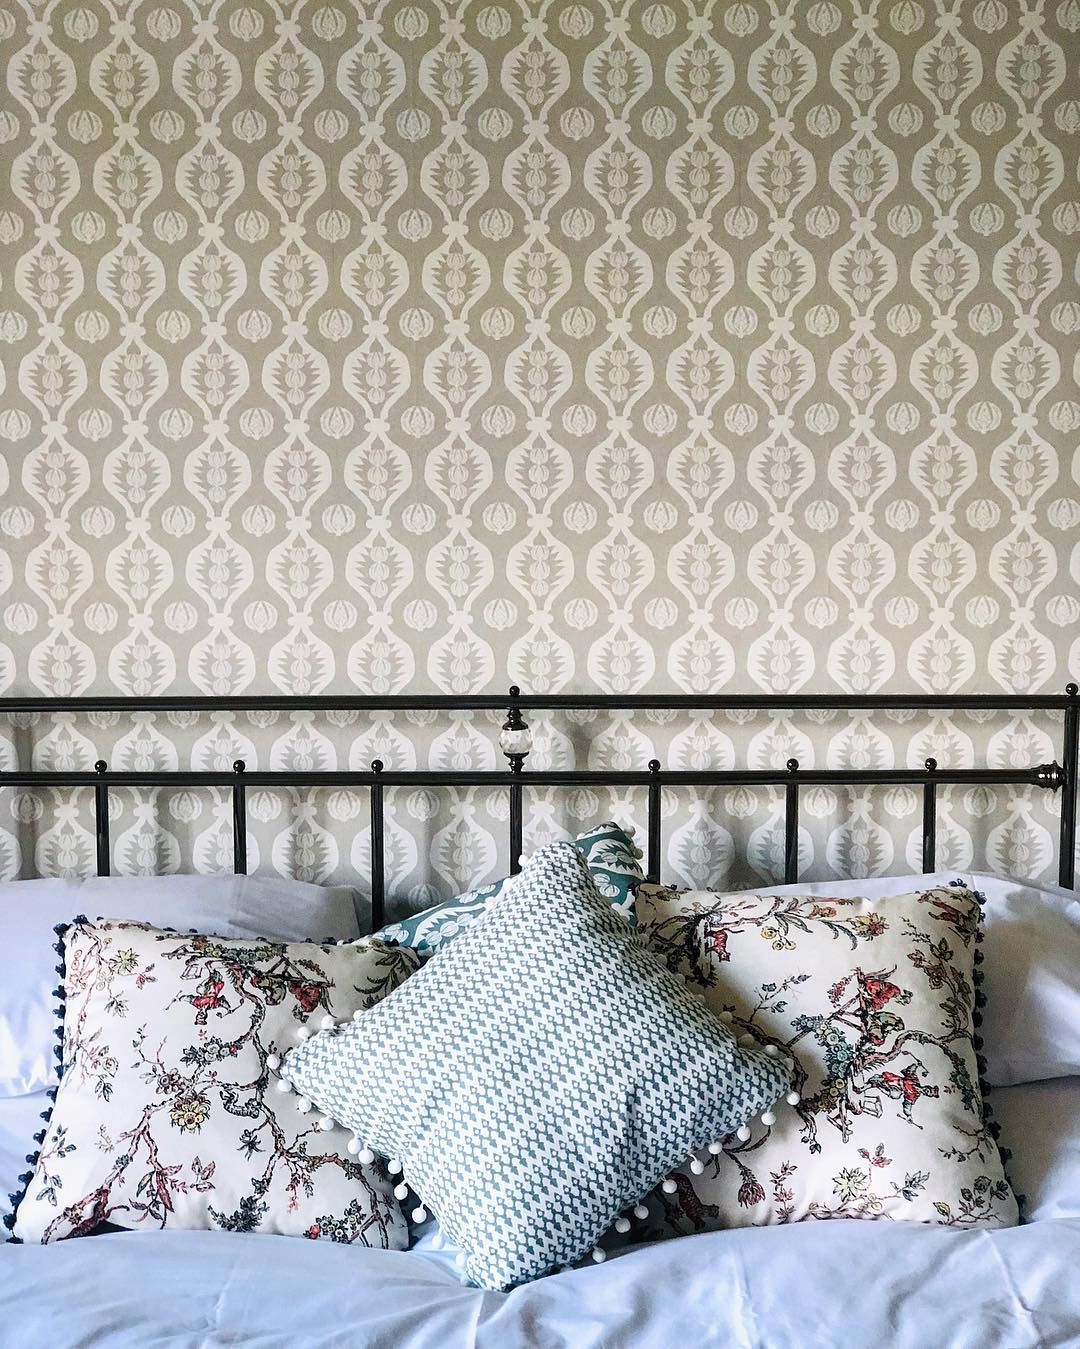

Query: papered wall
[0,1,1078,901]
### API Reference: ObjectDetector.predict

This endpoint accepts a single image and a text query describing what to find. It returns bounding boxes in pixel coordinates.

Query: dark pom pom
[1000,1146,1013,1164]
[2,1211,16,1230]
[39,1111,51,1123]
[24,1155,36,1166]
[989,1119,1002,1139]
[45,1088,57,1102]
[54,965,64,977]
[973,949,984,965]
[975,990,987,1008]
[32,1131,45,1145]
[972,1034,984,1050]
[972,1011,982,1027]
[52,922,68,937]
[16,1173,31,1186]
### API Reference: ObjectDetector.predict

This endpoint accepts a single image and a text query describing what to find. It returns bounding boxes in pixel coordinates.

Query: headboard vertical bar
[501,687,529,875]
[922,758,937,873]
[1060,683,1079,889]
[647,759,661,883]
[231,760,247,875]
[94,760,110,877]
[370,760,385,932]
[783,759,799,885]
[509,775,523,875]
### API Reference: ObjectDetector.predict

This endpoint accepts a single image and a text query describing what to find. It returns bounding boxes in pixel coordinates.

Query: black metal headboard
[1,685,1077,928]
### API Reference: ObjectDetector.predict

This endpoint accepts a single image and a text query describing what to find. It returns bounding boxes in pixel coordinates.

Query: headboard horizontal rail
[0,766,1065,789]
[1,691,1077,713]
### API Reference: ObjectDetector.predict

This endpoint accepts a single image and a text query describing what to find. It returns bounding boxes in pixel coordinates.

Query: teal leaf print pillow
[371,821,642,957]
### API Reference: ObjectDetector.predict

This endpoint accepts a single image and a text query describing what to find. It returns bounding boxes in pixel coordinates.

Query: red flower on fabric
[306,1223,321,1239]
[289,982,323,1014]
[860,974,901,1012]
[737,1176,766,1207]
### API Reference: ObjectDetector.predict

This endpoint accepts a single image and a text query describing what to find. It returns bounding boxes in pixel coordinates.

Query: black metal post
[232,760,247,875]
[922,758,937,873]
[1061,683,1079,889]
[370,760,385,931]
[783,758,799,884]
[647,759,661,883]
[502,687,528,874]
[94,760,110,877]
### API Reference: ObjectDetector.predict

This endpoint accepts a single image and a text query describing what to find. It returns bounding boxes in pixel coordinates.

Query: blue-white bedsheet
[3,1216,1079,1348]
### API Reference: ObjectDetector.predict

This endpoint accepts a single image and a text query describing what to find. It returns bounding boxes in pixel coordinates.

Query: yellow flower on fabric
[170,1093,211,1134]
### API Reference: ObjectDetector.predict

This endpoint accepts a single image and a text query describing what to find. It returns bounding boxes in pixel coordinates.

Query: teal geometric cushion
[282,842,792,1290]
[371,821,642,956]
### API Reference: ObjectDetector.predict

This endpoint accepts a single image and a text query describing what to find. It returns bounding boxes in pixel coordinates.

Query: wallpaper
[0,0,1077,903]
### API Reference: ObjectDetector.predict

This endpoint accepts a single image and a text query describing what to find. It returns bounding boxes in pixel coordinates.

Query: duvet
[2,1215,1079,1347]
[3,1079,1080,1348]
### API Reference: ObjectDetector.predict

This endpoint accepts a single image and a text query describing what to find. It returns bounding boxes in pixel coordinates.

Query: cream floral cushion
[10,920,419,1245]
[636,882,1017,1232]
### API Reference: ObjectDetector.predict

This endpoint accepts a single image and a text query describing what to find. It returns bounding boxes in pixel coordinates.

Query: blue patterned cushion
[284,842,791,1290]
[371,821,642,956]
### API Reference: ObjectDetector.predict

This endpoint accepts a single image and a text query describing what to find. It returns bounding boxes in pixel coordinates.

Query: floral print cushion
[635,882,1017,1233]
[9,920,419,1245]
[371,821,643,956]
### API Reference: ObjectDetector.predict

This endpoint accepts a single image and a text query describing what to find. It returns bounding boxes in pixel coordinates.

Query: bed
[0,688,1078,1348]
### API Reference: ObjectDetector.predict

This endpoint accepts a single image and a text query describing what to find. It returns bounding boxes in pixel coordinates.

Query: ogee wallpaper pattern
[0,0,1078,903]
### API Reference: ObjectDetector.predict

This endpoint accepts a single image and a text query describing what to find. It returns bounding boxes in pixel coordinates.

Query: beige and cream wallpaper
[0,0,1077,904]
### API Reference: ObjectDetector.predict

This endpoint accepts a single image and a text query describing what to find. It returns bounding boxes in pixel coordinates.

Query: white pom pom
[518,854,528,866]
[614,1216,631,1234]
[623,825,636,837]
[738,1034,755,1047]
[358,1146,374,1165]
[761,1110,776,1127]
[718,1012,733,1025]
[352,1009,364,1022]
[388,1158,403,1175]
[591,1247,606,1263]
[296,1026,311,1042]
[736,1124,751,1142]
[275,1078,293,1095]
[690,1157,705,1175]
[295,1096,312,1113]
[394,1182,409,1201]
[786,1091,801,1106]
[317,1116,335,1131]
[346,1137,362,1155]
[631,846,644,859]
[707,1141,723,1155]
[633,1203,648,1220]
[266,1053,281,1071]
[430,1233,444,1251]
[319,1015,336,1031]
[765,1044,779,1057]
[661,1177,678,1194]
[412,1206,428,1223]
[455,1251,468,1268]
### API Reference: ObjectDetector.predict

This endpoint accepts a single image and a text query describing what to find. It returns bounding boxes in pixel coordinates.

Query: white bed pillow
[0,874,362,1097]
[696,872,1078,1087]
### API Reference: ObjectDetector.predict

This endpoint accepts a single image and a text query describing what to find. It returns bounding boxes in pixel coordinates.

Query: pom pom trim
[6,914,90,1242]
